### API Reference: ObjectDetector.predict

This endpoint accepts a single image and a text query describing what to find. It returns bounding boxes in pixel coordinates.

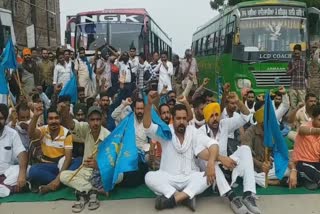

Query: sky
[60,0,218,56]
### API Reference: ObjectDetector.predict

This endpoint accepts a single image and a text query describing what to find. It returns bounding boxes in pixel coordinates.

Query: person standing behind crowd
[18,48,40,99]
[287,44,308,110]
[38,48,55,99]
[129,47,139,83]
[96,48,111,91]
[308,43,320,99]
[153,51,173,94]
[75,47,95,98]
[31,48,41,65]
[181,49,198,89]
[53,54,72,89]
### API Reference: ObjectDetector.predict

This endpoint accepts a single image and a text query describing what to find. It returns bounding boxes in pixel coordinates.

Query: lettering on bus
[80,14,144,23]
[259,52,292,60]
[240,6,305,18]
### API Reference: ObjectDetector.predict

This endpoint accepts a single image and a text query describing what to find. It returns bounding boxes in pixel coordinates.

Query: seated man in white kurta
[143,91,219,211]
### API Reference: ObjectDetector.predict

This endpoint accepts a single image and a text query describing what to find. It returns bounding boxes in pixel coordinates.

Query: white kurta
[153,61,173,93]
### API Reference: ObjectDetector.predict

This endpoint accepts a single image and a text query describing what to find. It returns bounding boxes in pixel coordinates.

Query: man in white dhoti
[199,93,261,214]
[143,91,219,211]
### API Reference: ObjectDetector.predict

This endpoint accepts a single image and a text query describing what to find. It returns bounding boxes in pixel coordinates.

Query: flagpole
[264,147,270,188]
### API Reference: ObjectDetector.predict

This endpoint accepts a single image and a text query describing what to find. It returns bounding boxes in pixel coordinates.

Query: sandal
[87,190,100,211]
[72,191,88,213]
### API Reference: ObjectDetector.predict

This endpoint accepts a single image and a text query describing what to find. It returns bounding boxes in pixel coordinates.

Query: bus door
[308,7,320,43]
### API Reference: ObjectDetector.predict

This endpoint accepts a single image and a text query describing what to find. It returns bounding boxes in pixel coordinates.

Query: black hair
[312,105,320,118]
[160,51,168,56]
[32,93,41,103]
[305,93,317,102]
[274,91,282,97]
[16,102,30,113]
[133,98,144,109]
[247,90,255,96]
[41,48,48,52]
[64,49,71,54]
[58,96,71,104]
[139,53,146,61]
[203,90,214,98]
[31,47,38,52]
[172,104,187,117]
[130,47,136,51]
[293,44,302,51]
[193,97,206,109]
[99,91,109,99]
[86,97,95,108]
[0,104,9,120]
[254,101,265,112]
[152,51,159,55]
[78,47,85,52]
[173,54,179,60]
[167,90,176,97]
[158,103,170,113]
[48,105,60,116]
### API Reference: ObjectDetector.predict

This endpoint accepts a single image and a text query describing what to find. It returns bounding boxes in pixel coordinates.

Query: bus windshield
[239,17,307,52]
[76,22,143,52]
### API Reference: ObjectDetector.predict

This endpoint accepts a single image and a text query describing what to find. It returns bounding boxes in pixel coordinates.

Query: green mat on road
[1,185,319,203]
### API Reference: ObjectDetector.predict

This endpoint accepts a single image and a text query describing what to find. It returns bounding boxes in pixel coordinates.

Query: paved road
[1,194,320,214]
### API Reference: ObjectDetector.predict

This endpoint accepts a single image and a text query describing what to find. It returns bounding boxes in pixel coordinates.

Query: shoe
[182,197,196,212]
[242,195,261,214]
[230,197,252,214]
[155,195,176,210]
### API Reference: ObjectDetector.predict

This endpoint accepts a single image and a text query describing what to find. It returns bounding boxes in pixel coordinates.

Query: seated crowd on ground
[0,43,320,214]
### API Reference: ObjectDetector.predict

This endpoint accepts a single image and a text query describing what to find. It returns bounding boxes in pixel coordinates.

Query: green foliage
[210,0,320,10]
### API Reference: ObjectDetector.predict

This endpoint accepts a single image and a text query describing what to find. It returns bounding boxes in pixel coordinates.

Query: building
[0,0,61,49]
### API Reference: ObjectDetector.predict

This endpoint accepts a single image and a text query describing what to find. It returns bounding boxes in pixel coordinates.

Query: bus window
[195,40,199,56]
[215,31,220,54]
[202,36,207,55]
[199,38,204,55]
[219,28,225,53]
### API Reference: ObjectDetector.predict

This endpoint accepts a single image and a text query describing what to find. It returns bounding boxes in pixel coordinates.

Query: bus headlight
[237,79,251,89]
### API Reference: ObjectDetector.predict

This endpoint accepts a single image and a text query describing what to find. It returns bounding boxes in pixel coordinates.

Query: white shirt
[97,58,112,90]
[0,126,26,174]
[272,94,290,122]
[245,101,256,114]
[53,63,72,87]
[153,61,173,93]
[199,113,250,157]
[145,123,218,176]
[221,108,242,139]
[119,61,132,83]
[129,56,139,75]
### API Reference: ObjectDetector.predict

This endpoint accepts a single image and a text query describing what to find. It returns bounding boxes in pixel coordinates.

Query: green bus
[192,0,320,99]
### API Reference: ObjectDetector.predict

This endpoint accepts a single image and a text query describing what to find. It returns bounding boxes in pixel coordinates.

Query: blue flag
[1,38,17,69]
[0,66,8,94]
[97,112,138,192]
[59,72,78,104]
[264,92,289,179]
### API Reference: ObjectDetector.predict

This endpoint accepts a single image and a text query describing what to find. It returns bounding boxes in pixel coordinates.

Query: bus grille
[251,70,291,87]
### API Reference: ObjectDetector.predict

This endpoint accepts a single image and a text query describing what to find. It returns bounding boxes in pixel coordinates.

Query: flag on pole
[58,72,78,104]
[264,92,289,179]
[0,38,17,95]
[1,38,17,69]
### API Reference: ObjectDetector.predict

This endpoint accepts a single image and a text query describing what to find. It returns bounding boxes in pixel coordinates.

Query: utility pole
[46,0,50,46]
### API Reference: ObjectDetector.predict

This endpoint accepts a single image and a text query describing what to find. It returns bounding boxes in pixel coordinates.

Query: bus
[65,8,172,57]
[192,0,320,98]
[0,8,16,51]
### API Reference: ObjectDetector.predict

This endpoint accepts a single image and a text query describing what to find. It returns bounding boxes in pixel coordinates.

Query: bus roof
[0,8,12,14]
[193,0,307,37]
[77,8,148,16]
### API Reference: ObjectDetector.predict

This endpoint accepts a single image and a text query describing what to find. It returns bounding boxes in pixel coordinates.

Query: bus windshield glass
[76,22,143,51]
[239,17,307,52]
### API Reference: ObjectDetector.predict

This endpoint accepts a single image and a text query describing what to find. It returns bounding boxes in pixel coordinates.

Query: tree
[210,0,320,10]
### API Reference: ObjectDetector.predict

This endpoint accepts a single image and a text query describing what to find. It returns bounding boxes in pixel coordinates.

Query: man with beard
[0,104,28,197]
[189,97,206,129]
[111,98,149,154]
[28,104,82,194]
[78,87,86,104]
[288,93,317,141]
[245,90,256,114]
[38,48,55,98]
[144,91,219,211]
[75,47,95,98]
[96,48,112,91]
[60,105,110,212]
[9,103,31,150]
[199,93,261,214]
[18,48,40,99]
[241,101,290,189]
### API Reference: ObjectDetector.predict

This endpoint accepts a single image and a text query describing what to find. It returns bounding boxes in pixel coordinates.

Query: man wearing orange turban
[198,92,261,214]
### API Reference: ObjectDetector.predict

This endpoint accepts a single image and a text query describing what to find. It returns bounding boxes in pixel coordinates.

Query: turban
[254,107,264,124]
[203,102,221,123]
[73,103,87,115]
[23,48,31,56]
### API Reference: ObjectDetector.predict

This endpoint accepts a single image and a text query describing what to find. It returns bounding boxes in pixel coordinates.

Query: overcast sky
[60,0,218,56]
